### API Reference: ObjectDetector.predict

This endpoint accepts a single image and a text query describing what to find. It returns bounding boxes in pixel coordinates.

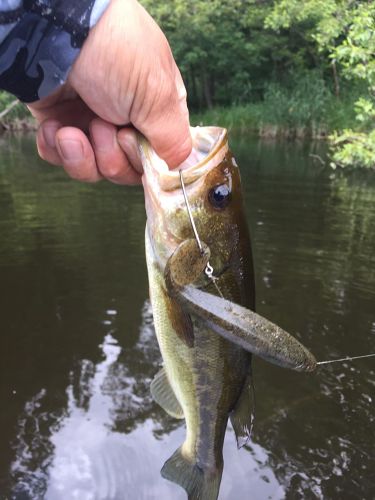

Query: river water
[0,134,374,499]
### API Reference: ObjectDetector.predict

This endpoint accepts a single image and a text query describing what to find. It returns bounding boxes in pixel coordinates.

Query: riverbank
[0,117,37,132]
[1,102,373,169]
[1,83,360,138]
[191,101,374,168]
[0,99,37,132]
[190,92,359,140]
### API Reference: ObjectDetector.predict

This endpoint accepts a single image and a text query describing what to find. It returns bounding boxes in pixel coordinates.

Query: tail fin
[161,447,222,500]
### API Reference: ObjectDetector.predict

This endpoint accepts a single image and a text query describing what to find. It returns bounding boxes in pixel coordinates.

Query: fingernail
[58,139,84,161]
[43,125,58,149]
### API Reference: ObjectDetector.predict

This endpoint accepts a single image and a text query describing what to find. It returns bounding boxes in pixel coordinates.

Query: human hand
[27,0,191,184]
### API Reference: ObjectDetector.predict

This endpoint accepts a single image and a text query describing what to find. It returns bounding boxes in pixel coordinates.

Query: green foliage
[330,129,375,169]
[191,104,260,133]
[0,91,32,129]
[0,0,371,168]
[332,3,375,85]
[191,80,359,139]
[0,91,14,108]
[265,0,346,48]
[141,0,285,108]
[260,71,330,126]
[328,3,375,168]
[354,97,375,126]
[266,0,375,168]
[139,0,374,167]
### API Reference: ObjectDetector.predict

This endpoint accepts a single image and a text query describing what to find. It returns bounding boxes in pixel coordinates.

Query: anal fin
[230,367,255,449]
[151,367,184,419]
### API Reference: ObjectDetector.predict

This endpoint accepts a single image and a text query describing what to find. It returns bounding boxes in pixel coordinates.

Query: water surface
[0,134,374,499]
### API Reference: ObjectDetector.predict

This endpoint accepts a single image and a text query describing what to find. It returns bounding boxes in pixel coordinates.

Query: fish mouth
[139,126,228,191]
[141,126,230,270]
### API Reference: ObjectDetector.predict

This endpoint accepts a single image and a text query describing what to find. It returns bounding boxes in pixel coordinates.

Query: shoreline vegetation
[142,0,374,169]
[0,87,372,171]
[191,85,359,140]
[0,98,37,132]
[1,1,374,168]
[0,102,356,139]
[0,83,361,140]
[0,75,361,137]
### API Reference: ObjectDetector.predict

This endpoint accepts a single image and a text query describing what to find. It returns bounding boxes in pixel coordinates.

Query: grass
[191,79,361,139]
[0,77,362,139]
[0,93,36,131]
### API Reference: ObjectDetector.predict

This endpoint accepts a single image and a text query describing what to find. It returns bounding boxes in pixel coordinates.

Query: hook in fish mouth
[139,127,228,191]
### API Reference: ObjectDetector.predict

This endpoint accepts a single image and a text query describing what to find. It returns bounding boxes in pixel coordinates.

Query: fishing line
[317,353,375,366]
[179,171,374,369]
[179,170,224,299]
[179,170,204,253]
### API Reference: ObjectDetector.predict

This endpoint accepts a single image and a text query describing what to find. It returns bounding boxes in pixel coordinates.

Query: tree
[141,0,289,109]
[266,0,375,167]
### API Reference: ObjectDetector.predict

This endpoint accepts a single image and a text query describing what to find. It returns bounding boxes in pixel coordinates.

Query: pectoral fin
[230,367,255,449]
[168,295,195,348]
[178,286,317,373]
[151,367,184,419]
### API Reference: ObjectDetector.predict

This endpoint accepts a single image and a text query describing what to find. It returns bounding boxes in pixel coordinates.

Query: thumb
[134,73,192,169]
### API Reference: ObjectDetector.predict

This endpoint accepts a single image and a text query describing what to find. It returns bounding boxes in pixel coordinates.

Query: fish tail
[161,446,222,500]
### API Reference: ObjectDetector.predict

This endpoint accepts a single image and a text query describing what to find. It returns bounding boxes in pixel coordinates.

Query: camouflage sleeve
[0,0,110,102]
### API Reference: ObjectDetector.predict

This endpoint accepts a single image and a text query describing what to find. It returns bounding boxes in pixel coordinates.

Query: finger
[117,127,143,175]
[37,119,63,166]
[90,119,142,185]
[28,87,96,131]
[55,127,102,182]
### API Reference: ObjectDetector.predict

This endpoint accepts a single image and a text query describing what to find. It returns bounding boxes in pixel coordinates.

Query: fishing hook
[179,170,224,298]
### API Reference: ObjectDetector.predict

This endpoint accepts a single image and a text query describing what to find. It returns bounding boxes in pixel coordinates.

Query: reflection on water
[10,303,281,500]
[1,135,375,498]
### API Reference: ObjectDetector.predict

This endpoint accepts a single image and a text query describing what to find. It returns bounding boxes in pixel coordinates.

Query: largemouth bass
[140,127,315,500]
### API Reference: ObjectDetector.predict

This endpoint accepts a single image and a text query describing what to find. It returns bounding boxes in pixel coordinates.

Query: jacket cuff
[0,0,110,102]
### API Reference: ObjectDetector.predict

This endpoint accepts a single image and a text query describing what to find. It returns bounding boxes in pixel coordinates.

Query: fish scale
[140,126,315,500]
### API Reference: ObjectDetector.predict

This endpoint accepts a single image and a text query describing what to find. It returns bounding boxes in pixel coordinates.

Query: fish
[140,127,316,500]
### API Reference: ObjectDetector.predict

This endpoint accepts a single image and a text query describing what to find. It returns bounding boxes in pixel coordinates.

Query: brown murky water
[0,134,374,499]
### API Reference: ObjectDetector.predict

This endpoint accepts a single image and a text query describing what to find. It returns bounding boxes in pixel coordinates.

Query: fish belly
[145,229,249,468]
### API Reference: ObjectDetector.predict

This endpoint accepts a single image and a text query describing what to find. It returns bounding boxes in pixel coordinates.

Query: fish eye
[208,184,231,210]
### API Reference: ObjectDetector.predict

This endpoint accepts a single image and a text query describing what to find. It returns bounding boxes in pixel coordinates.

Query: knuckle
[98,158,125,179]
[63,163,100,183]
[37,142,62,166]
